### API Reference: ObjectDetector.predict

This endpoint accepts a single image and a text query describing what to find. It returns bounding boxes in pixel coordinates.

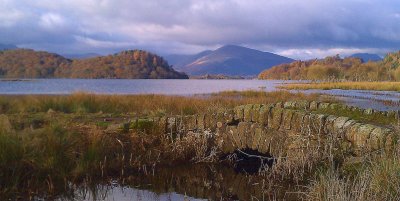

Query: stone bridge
[136,101,398,158]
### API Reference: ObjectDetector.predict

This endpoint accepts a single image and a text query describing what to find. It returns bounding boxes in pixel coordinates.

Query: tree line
[0,49,188,79]
[258,52,400,81]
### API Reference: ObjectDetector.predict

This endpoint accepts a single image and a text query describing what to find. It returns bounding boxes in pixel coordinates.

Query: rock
[237,122,251,149]
[243,104,254,122]
[290,111,306,133]
[234,105,245,121]
[47,108,56,115]
[268,107,283,130]
[167,117,177,133]
[197,114,205,130]
[329,103,340,110]
[224,109,235,123]
[333,117,350,136]
[318,103,331,109]
[227,125,241,148]
[283,101,295,109]
[369,127,391,151]
[257,105,270,126]
[158,117,168,133]
[282,109,294,130]
[349,124,376,155]
[324,115,338,135]
[0,114,12,133]
[275,102,284,108]
[221,126,236,153]
[251,125,263,150]
[251,104,261,122]
[385,132,397,153]
[310,101,319,110]
[296,101,310,110]
[182,115,197,131]
[247,123,260,148]
[364,108,374,115]
[310,114,327,135]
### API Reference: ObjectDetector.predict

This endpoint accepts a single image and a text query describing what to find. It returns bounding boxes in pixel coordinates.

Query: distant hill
[348,53,382,62]
[166,45,294,76]
[63,53,102,59]
[259,52,400,81]
[165,50,213,71]
[0,49,188,79]
[0,44,17,51]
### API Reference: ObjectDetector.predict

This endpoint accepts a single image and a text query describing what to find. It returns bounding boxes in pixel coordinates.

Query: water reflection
[56,164,302,201]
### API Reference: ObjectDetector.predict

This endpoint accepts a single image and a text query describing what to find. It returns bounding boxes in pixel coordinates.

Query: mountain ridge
[166,45,294,76]
[348,53,382,62]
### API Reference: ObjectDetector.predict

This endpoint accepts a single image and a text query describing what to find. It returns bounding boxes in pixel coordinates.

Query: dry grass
[280,82,400,91]
[0,90,326,115]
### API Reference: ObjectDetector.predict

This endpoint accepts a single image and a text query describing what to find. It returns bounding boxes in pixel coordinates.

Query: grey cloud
[0,0,399,58]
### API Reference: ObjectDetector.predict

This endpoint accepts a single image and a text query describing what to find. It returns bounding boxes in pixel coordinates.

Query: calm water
[0,79,284,95]
[0,79,399,111]
[54,164,300,201]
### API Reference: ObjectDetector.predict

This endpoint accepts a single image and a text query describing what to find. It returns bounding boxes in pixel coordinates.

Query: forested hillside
[258,52,400,81]
[0,49,188,79]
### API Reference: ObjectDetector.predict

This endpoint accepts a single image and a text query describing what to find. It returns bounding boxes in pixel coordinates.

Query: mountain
[348,53,382,62]
[0,44,17,51]
[165,50,213,71]
[166,45,294,76]
[63,53,102,59]
[0,49,188,79]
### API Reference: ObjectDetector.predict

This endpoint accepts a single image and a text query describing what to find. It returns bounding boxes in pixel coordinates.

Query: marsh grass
[280,81,400,91]
[0,91,325,115]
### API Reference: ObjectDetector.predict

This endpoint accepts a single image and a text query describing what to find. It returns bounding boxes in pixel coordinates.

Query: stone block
[309,101,319,110]
[268,107,283,130]
[310,114,327,135]
[369,127,391,151]
[257,105,270,126]
[275,102,284,108]
[324,115,338,135]
[234,105,244,121]
[0,114,13,133]
[318,102,330,109]
[182,115,197,131]
[197,114,205,130]
[221,127,236,153]
[251,104,261,122]
[237,122,251,149]
[251,126,264,150]
[296,101,310,110]
[282,109,294,130]
[243,104,254,122]
[333,116,350,136]
[283,101,294,109]
[227,125,240,148]
[290,111,306,133]
[247,123,260,148]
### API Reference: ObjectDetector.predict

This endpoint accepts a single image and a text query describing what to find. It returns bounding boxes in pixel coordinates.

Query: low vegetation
[280,81,400,91]
[0,91,398,200]
[0,49,188,79]
[0,90,324,115]
[259,51,400,81]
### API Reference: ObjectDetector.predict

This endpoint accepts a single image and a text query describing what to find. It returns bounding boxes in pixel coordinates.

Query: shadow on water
[54,163,302,201]
[228,149,275,174]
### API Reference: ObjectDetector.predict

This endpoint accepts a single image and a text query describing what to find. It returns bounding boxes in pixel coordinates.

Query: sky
[1,0,400,59]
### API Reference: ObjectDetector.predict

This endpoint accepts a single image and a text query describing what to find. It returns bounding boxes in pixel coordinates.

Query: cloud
[0,0,400,58]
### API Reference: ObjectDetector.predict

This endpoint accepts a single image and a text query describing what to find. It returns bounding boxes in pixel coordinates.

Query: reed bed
[0,90,324,115]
